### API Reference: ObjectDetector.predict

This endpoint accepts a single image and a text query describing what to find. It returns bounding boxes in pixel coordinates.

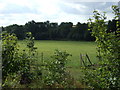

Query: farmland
[18,40,97,80]
[2,3,119,88]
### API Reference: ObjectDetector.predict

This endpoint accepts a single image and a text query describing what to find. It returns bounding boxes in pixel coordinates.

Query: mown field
[18,40,98,80]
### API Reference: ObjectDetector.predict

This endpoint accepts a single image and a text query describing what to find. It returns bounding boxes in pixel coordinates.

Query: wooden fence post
[80,54,82,66]
[80,54,86,67]
[86,54,92,66]
[41,52,43,63]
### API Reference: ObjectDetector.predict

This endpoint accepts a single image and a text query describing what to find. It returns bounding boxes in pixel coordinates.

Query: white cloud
[0,0,119,26]
[0,3,6,11]
[47,11,91,25]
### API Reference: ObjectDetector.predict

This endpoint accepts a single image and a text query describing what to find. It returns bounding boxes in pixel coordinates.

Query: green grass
[18,40,98,80]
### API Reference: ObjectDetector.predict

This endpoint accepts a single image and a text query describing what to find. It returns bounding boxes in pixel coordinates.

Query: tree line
[2,19,117,41]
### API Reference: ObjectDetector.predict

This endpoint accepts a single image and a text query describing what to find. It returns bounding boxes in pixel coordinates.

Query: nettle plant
[82,5,120,89]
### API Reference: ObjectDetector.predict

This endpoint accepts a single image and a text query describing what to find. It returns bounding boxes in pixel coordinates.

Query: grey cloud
[74,2,118,12]
[59,2,90,15]
[59,5,82,15]
[59,2,117,15]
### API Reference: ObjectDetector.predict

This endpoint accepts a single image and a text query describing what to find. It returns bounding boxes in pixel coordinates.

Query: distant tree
[4,24,25,40]
[48,22,58,40]
[58,22,73,39]
[3,20,95,41]
[107,19,117,33]
[35,21,49,40]
[24,20,37,38]
[68,22,94,41]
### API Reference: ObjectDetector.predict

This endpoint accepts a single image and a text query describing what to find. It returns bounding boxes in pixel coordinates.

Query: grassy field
[18,40,98,80]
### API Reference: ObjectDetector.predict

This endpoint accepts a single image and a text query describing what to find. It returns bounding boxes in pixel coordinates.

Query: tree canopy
[2,20,117,41]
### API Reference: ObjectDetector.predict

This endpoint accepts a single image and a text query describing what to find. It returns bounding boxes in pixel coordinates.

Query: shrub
[81,5,120,89]
[2,32,20,81]
[2,32,40,87]
[43,50,72,87]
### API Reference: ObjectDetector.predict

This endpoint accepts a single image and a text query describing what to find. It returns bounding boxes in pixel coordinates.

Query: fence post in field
[41,52,43,63]
[86,54,92,66]
[80,54,82,66]
[80,54,86,67]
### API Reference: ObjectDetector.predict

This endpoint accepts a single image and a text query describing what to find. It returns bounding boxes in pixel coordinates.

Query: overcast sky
[0,0,119,26]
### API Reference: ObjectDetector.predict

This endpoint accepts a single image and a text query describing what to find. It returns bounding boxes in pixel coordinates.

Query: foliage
[2,32,19,80]
[19,32,39,82]
[82,5,120,89]
[2,31,92,88]
[2,32,40,87]
[43,50,72,87]
[4,24,25,40]
[3,18,117,41]
[3,21,94,41]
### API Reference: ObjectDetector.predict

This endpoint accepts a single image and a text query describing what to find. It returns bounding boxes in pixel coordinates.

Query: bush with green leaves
[81,5,120,89]
[43,50,72,87]
[2,32,40,87]
[2,32,19,81]
[18,32,40,85]
[2,32,73,88]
